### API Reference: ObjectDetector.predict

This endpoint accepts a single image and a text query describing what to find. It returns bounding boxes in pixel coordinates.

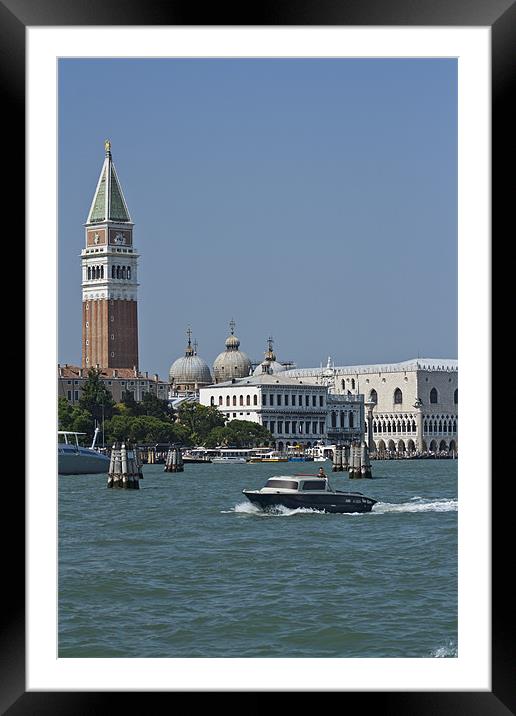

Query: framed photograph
[7,0,509,710]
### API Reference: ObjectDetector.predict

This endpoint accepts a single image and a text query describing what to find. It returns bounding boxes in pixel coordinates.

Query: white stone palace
[284,357,458,456]
[199,371,364,450]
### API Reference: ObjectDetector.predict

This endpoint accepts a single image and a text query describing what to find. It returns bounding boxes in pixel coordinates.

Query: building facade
[81,140,139,371]
[199,373,364,450]
[284,358,458,455]
[58,364,170,404]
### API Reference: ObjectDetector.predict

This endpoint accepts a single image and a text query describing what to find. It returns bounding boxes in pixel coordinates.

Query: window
[67,390,71,400]
[246,395,250,406]
[369,389,378,403]
[291,394,296,406]
[239,395,244,406]
[253,395,258,406]
[331,411,337,428]
[312,395,316,407]
[226,396,230,407]
[232,396,237,406]
[265,479,298,490]
[210,397,215,406]
[269,421,275,433]
[319,396,324,407]
[219,396,223,406]
[74,391,79,401]
[430,388,438,404]
[277,421,283,433]
[394,388,403,404]
[292,422,297,434]
[127,267,131,280]
[285,421,290,434]
[319,421,325,434]
[305,421,310,434]
[112,266,116,278]
[277,395,282,406]
[302,481,326,491]
[262,394,267,405]
[269,394,274,406]
[305,395,309,406]
[454,388,458,404]
[263,421,268,430]
[349,412,354,428]
[285,394,289,406]
[312,422,318,434]
[351,379,355,389]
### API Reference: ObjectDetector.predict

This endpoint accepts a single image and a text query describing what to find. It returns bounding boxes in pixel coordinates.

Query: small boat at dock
[58,428,111,475]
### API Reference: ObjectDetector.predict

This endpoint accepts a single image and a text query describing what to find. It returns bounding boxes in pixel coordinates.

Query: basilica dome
[213,320,252,383]
[253,337,287,376]
[169,331,213,390]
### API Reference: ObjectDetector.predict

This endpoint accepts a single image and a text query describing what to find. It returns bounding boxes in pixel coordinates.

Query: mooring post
[108,440,140,489]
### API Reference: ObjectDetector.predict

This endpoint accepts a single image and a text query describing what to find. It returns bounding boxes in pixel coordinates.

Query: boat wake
[223,502,329,517]
[372,498,458,514]
[223,497,457,517]
[431,639,458,657]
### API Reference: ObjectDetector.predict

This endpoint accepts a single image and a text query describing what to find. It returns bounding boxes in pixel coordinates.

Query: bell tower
[81,140,139,370]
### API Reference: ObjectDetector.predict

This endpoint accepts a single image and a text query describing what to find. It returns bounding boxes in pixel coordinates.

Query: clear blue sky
[58,58,457,379]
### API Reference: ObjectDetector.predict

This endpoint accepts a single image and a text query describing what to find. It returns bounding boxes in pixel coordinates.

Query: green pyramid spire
[87,141,132,224]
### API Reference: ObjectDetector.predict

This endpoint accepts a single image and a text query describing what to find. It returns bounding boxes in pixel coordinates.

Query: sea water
[58,459,457,658]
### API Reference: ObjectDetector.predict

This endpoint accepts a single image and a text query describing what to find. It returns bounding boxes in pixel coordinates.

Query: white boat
[58,428,111,475]
[211,455,247,464]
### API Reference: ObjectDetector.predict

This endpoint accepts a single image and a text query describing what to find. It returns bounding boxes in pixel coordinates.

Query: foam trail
[222,502,326,517]
[372,499,457,514]
[431,640,458,657]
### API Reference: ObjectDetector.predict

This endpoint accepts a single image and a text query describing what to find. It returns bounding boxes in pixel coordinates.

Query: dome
[252,337,286,376]
[253,360,286,376]
[213,320,252,383]
[169,330,213,389]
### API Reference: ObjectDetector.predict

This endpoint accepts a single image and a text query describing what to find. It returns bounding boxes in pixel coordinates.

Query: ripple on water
[59,460,458,658]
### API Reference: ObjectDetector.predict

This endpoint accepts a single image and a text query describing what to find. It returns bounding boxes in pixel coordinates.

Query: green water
[58,459,457,658]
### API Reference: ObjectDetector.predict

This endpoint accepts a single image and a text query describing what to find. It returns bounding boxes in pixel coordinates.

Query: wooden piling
[164,446,184,472]
[107,441,141,489]
[332,445,344,472]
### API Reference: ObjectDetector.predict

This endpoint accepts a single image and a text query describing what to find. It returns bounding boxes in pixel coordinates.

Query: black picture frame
[6,0,509,711]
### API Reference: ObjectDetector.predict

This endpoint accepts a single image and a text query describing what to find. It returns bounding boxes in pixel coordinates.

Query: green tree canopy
[78,369,115,426]
[58,396,94,444]
[216,420,273,448]
[177,402,226,445]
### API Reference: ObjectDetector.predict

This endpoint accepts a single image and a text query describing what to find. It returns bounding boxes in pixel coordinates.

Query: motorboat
[212,455,247,464]
[248,451,288,463]
[242,474,377,514]
[58,428,111,475]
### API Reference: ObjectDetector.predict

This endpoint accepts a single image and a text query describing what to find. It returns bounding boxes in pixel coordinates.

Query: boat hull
[242,490,376,514]
[58,448,111,475]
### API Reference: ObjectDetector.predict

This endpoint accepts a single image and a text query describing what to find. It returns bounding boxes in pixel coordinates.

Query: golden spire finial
[105,139,111,154]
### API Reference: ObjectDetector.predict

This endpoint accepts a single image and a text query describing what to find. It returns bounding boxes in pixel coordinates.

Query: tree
[58,396,93,444]
[103,415,190,446]
[140,392,176,421]
[221,420,273,448]
[177,403,226,444]
[79,369,115,428]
